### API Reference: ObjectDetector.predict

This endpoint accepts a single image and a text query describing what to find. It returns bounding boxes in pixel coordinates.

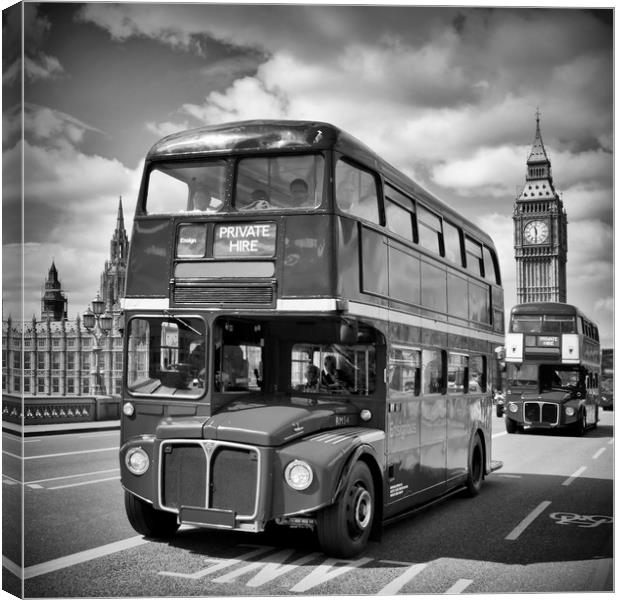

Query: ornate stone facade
[514,113,568,303]
[2,199,128,401]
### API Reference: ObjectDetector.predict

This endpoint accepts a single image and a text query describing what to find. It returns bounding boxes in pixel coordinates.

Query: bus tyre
[505,417,521,434]
[317,461,374,558]
[124,491,179,538]
[574,410,587,437]
[465,435,484,496]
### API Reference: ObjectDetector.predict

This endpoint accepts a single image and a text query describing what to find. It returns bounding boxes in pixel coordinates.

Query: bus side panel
[281,214,333,297]
[446,393,480,482]
[126,219,174,297]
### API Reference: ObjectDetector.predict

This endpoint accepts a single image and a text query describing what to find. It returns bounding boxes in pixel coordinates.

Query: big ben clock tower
[514,112,567,303]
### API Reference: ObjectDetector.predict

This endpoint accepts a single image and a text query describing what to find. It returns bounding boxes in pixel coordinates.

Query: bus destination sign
[213,223,277,258]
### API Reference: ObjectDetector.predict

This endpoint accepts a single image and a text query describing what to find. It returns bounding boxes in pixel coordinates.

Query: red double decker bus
[120,120,504,557]
[503,302,601,434]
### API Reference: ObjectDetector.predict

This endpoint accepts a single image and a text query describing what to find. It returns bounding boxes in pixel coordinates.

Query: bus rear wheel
[317,461,374,558]
[465,435,484,496]
[124,491,179,538]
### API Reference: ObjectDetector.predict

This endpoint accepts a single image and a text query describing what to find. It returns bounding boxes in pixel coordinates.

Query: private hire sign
[214,223,277,258]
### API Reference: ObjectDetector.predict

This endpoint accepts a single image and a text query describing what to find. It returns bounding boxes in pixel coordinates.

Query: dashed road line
[445,578,473,593]
[505,500,551,541]
[27,468,119,486]
[377,562,428,595]
[592,447,606,460]
[562,466,587,487]
[47,475,120,490]
[25,447,117,460]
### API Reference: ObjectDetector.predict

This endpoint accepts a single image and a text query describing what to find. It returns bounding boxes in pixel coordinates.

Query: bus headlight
[565,407,575,416]
[123,402,135,417]
[284,460,313,490]
[508,402,519,413]
[360,409,372,421]
[125,447,149,475]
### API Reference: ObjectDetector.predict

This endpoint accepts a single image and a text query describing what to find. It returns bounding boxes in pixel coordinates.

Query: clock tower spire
[514,112,567,303]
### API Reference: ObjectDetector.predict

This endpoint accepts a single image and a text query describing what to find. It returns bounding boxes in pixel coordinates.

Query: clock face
[524,220,549,244]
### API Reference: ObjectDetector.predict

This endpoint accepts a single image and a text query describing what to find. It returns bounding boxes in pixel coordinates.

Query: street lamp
[83,294,113,395]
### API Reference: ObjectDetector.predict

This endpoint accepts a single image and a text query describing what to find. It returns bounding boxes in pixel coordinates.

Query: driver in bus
[298,364,320,391]
[322,355,351,390]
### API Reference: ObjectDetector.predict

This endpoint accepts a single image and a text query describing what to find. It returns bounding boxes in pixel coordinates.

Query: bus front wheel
[317,461,374,558]
[124,491,179,538]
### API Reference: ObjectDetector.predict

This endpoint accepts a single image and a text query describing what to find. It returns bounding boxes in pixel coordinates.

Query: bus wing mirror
[339,321,358,344]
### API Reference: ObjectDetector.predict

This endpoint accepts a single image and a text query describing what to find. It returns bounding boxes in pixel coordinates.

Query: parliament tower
[514,113,567,303]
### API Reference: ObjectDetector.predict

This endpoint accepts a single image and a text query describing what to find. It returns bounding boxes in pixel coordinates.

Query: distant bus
[503,302,601,434]
[600,348,613,410]
[119,120,504,557]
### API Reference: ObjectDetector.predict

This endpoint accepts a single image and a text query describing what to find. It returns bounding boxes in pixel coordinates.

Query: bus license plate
[180,506,236,528]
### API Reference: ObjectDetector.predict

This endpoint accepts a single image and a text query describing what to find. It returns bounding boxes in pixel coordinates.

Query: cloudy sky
[2,3,614,346]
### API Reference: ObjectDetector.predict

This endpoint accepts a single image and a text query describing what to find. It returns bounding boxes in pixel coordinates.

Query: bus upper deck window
[236,155,324,211]
[335,160,380,224]
[146,162,227,215]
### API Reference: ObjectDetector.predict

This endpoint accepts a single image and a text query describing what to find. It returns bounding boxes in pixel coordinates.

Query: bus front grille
[160,442,259,517]
[211,447,258,515]
[172,281,275,306]
[162,444,207,510]
[524,402,559,425]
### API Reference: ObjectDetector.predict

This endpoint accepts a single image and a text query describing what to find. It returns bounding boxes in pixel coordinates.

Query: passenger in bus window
[190,187,223,213]
[247,189,271,210]
[290,178,309,205]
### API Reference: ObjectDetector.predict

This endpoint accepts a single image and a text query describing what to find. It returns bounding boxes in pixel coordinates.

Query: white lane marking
[445,578,473,594]
[47,476,120,490]
[498,474,522,479]
[377,562,428,595]
[24,536,148,579]
[212,549,321,586]
[29,484,44,489]
[290,556,374,593]
[2,555,22,578]
[562,466,587,487]
[25,447,117,460]
[505,500,552,541]
[492,431,507,438]
[27,468,119,485]
[159,546,274,580]
[592,447,606,459]
[24,438,42,443]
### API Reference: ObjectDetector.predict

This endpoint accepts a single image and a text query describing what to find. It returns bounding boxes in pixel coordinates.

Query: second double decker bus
[120,120,504,557]
[503,302,601,434]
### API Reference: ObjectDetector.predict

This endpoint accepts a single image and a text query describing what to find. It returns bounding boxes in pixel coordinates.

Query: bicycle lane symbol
[550,512,613,528]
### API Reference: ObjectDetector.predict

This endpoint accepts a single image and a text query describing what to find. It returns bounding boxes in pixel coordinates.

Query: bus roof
[146,119,494,248]
[510,302,594,322]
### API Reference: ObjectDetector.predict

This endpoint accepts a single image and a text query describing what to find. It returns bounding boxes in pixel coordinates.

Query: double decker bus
[503,302,601,435]
[120,120,504,557]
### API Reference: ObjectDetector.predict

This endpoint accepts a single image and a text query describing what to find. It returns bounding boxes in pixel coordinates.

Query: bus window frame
[125,314,208,399]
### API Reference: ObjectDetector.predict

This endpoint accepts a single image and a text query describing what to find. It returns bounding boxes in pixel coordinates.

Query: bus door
[386,346,422,503]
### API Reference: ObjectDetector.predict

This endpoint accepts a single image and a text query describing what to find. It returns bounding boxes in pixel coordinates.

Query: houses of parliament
[2,199,129,399]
